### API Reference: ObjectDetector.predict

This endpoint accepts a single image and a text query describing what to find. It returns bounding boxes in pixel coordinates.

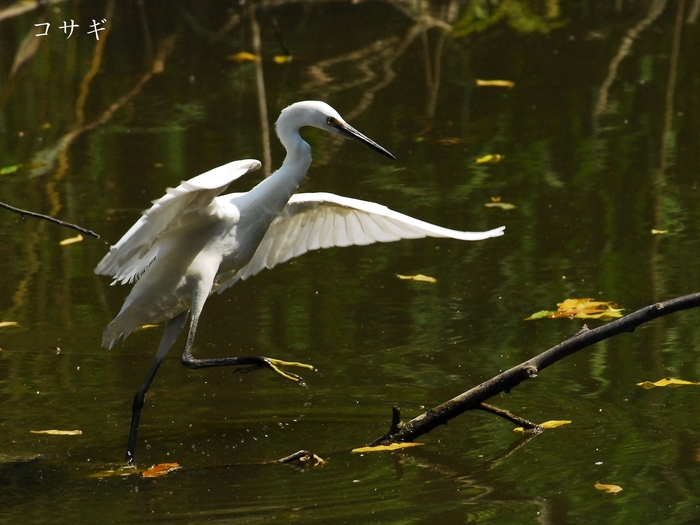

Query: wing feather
[95,159,261,284]
[215,192,504,293]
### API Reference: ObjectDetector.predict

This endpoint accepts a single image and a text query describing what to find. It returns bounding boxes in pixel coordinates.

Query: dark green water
[1,1,700,523]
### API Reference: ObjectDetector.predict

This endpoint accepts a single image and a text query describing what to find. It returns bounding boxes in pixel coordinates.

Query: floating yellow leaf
[273,55,293,64]
[59,234,83,246]
[476,79,515,88]
[525,298,623,321]
[595,482,623,494]
[636,377,700,389]
[90,466,140,478]
[228,51,260,63]
[396,273,437,283]
[651,229,668,235]
[476,154,504,164]
[539,420,572,429]
[141,462,181,478]
[485,202,516,210]
[352,443,424,453]
[31,429,82,436]
[514,420,571,432]
[0,321,20,328]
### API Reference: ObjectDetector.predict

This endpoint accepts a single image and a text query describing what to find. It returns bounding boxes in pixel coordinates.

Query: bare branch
[0,201,100,239]
[369,292,700,446]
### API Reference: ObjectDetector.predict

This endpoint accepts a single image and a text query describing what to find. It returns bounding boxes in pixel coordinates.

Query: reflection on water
[1,1,700,523]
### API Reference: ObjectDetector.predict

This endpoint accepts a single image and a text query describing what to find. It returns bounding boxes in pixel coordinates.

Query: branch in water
[368,292,700,446]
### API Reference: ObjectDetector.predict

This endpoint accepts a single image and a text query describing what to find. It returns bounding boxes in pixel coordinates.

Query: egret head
[277,101,395,160]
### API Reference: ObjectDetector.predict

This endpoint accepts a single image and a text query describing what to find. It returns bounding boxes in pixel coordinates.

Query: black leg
[125,310,188,464]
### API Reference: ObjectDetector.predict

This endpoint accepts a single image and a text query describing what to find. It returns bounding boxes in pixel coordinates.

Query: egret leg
[125,310,188,464]
[180,293,314,383]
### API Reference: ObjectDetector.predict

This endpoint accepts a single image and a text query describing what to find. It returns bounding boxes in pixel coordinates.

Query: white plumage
[95,101,504,463]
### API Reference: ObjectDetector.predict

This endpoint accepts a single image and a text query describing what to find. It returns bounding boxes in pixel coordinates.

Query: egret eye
[327,117,336,125]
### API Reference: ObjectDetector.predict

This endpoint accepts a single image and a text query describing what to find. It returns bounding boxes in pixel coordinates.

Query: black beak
[334,123,396,160]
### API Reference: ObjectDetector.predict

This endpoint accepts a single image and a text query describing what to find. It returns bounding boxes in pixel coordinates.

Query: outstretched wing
[95,159,261,284]
[214,192,505,292]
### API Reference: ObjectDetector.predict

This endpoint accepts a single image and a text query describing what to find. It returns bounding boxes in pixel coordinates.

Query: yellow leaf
[651,229,668,235]
[476,79,515,88]
[539,420,572,429]
[526,298,623,321]
[352,443,424,453]
[0,321,20,328]
[595,482,623,494]
[485,202,516,210]
[476,154,504,164]
[514,420,571,432]
[90,466,140,478]
[31,429,82,435]
[141,462,181,478]
[228,51,260,63]
[636,377,699,389]
[273,55,293,64]
[59,234,83,246]
[396,273,437,283]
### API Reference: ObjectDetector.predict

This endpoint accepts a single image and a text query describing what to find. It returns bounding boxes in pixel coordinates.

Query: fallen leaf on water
[90,466,140,478]
[228,51,260,63]
[0,321,20,329]
[0,161,44,176]
[595,482,623,494]
[141,463,181,478]
[476,154,504,164]
[352,443,424,453]
[31,429,82,436]
[59,234,83,246]
[636,377,699,389]
[651,229,668,235]
[437,138,462,145]
[273,55,293,64]
[476,79,515,88]
[514,420,571,432]
[525,298,623,321]
[485,202,516,210]
[0,164,21,175]
[396,273,437,283]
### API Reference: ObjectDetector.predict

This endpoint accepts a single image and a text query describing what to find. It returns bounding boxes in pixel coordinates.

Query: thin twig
[0,201,100,238]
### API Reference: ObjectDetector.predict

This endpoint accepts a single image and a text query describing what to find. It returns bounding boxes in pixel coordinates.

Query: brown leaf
[141,463,181,478]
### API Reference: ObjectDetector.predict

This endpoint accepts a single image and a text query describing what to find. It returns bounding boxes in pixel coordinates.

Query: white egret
[96,101,505,463]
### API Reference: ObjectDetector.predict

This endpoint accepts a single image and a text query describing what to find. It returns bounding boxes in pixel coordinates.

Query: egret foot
[236,357,316,383]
